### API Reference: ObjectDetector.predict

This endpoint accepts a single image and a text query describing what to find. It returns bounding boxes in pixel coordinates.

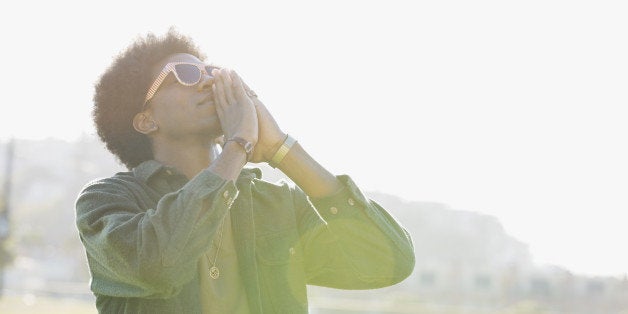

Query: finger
[241,81,255,97]
[213,71,229,107]
[212,84,223,114]
[212,84,230,136]
[222,69,237,106]
[230,71,252,103]
[231,70,244,89]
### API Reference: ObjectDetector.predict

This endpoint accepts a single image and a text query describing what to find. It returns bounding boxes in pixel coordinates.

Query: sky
[1,0,627,277]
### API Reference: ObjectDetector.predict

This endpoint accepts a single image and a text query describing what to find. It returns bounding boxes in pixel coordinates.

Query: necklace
[207,216,227,279]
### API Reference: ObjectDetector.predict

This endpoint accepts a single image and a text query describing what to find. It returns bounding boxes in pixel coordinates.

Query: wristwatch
[226,137,254,161]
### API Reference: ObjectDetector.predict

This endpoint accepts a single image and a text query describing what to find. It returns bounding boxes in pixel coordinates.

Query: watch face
[228,137,254,157]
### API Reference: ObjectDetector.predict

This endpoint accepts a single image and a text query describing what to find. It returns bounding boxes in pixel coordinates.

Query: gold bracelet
[269,134,296,168]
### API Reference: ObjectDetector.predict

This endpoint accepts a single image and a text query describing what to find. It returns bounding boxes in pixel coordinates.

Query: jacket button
[330,207,338,215]
[348,198,355,206]
[223,190,230,199]
[289,247,295,255]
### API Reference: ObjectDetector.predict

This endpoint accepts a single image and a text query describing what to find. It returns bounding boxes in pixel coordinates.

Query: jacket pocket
[256,228,308,313]
[256,228,302,265]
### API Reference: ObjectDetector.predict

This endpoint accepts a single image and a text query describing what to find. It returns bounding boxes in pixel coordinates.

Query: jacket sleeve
[294,175,415,289]
[75,169,238,298]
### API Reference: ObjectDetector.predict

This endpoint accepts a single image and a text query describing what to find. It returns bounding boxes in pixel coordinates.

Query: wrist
[224,138,254,162]
[208,142,247,181]
[229,130,257,147]
[268,134,297,168]
[264,132,288,161]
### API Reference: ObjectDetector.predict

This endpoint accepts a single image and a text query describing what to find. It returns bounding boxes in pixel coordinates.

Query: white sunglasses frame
[143,62,217,107]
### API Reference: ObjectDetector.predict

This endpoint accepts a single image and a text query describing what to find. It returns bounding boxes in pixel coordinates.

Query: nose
[197,74,214,91]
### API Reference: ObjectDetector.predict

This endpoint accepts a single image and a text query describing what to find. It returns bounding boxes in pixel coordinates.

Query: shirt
[75,160,415,313]
[198,211,250,313]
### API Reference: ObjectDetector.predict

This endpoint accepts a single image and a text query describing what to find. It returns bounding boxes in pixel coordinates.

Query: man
[76,29,414,313]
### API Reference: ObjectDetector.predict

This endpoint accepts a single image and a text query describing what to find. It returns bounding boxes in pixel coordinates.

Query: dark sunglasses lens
[174,64,201,84]
[205,66,218,77]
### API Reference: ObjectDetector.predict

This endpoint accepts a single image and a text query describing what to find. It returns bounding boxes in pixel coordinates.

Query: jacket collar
[133,159,262,183]
[132,160,165,183]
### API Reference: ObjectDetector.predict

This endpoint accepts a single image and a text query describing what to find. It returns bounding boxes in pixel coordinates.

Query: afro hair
[93,28,205,169]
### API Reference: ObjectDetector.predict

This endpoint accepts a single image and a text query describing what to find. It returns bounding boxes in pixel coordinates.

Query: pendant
[209,266,220,279]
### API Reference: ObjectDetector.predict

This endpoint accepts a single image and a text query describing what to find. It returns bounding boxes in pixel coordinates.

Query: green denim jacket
[75,160,415,313]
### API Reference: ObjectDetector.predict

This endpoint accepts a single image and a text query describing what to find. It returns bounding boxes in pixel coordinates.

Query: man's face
[144,53,220,140]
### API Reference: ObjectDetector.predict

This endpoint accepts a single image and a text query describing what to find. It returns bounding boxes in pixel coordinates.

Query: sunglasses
[144,62,219,107]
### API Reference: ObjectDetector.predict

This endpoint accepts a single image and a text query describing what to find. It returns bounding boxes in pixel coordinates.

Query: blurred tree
[0,138,15,298]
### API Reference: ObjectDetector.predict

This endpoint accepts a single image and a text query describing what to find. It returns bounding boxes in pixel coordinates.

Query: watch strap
[226,137,254,162]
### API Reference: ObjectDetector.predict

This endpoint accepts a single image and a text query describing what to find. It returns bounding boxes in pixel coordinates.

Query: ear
[133,112,158,134]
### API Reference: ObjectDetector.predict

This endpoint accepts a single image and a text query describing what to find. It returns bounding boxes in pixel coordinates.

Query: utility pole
[0,138,15,298]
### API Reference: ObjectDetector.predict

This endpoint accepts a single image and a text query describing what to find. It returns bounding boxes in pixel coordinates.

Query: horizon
[1,0,627,278]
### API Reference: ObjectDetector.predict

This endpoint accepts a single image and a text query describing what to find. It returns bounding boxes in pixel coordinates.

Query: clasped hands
[211,68,286,164]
